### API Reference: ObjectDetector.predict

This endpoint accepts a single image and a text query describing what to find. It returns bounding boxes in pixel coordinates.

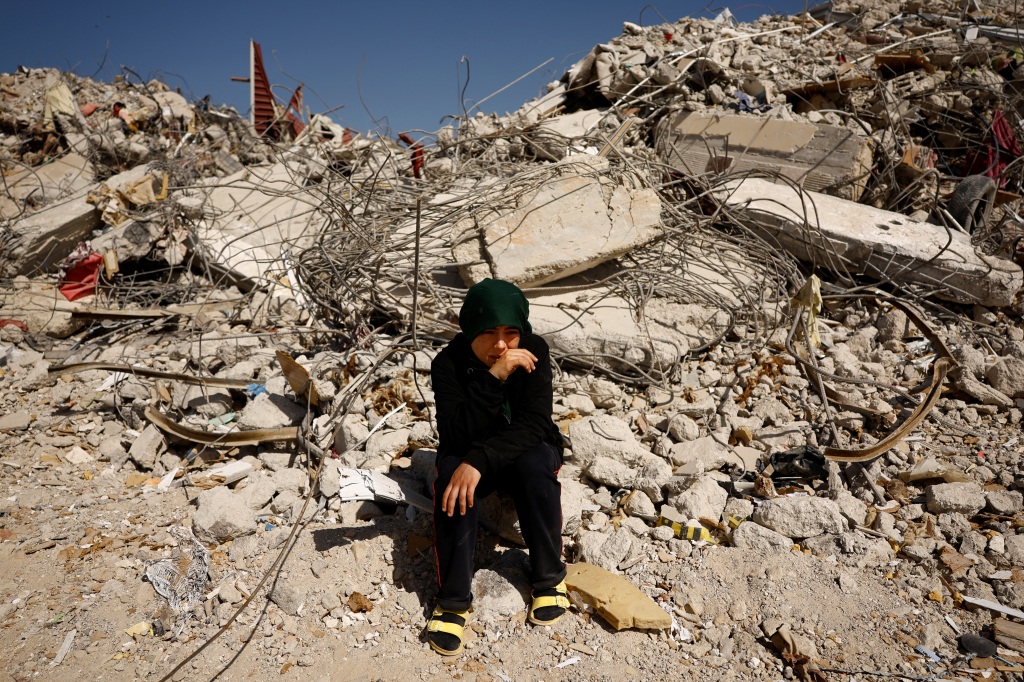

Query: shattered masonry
[3,0,1024,679]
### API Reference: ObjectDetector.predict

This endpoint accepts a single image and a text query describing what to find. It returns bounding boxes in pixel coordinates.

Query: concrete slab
[1,153,95,218]
[453,156,662,288]
[193,164,322,290]
[2,163,157,277]
[528,109,607,161]
[655,111,874,200]
[717,178,1023,307]
[565,561,672,630]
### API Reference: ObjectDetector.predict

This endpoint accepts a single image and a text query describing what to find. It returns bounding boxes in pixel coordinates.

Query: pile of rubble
[2,1,1024,679]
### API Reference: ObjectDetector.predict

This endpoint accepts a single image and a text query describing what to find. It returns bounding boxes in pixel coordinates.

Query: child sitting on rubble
[427,278,568,656]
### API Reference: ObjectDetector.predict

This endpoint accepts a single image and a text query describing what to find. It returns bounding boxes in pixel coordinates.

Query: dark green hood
[458,278,532,341]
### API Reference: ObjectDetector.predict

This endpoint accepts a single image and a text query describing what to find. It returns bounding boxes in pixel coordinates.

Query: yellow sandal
[528,581,570,625]
[426,606,468,655]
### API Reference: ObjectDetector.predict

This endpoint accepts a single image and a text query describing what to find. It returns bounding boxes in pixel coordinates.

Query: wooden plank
[994,618,1024,652]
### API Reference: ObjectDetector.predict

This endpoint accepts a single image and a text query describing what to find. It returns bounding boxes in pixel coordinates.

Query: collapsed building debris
[3,1,1024,679]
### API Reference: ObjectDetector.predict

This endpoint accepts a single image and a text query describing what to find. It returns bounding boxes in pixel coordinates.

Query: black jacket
[431,332,562,477]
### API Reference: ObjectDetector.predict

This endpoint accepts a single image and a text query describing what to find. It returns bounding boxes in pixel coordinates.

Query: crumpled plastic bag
[145,525,209,614]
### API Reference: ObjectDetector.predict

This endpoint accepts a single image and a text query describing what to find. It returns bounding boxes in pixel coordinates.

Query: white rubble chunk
[667,436,731,471]
[237,393,307,430]
[716,178,1023,307]
[751,496,847,539]
[926,482,987,516]
[192,486,255,544]
[585,456,637,489]
[128,424,166,471]
[568,415,647,469]
[667,475,728,523]
[454,156,662,288]
[731,521,792,551]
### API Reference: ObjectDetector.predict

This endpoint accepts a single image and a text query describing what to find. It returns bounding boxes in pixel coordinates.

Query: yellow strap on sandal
[531,594,570,610]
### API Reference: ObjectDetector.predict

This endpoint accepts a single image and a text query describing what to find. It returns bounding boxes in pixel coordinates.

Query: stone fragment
[716,178,1023,307]
[363,428,411,469]
[565,562,672,630]
[270,582,307,616]
[926,482,987,516]
[588,378,622,409]
[585,456,637,489]
[568,415,647,469]
[987,490,1024,516]
[237,393,307,430]
[242,471,277,511]
[731,521,792,551]
[560,477,594,536]
[667,475,728,523]
[471,551,530,623]
[192,486,255,544]
[667,414,700,441]
[0,412,31,431]
[128,424,166,471]
[453,156,662,288]
[986,357,1024,398]
[667,436,731,471]
[751,496,847,539]
[64,447,94,465]
[577,527,633,572]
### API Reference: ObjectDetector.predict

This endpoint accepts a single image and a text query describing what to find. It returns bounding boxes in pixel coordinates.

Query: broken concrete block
[453,156,662,288]
[568,414,647,469]
[667,436,732,471]
[577,527,633,572]
[667,474,728,523]
[242,471,277,511]
[565,561,672,630]
[471,551,530,623]
[527,109,606,161]
[985,357,1024,399]
[585,456,637,489]
[560,477,593,536]
[751,496,847,539]
[731,520,792,551]
[717,178,1023,307]
[237,393,307,430]
[1,152,95,216]
[986,490,1023,516]
[0,412,31,431]
[128,424,167,471]
[269,581,306,617]
[926,482,987,516]
[656,111,874,200]
[192,486,255,544]
[363,428,411,469]
[63,447,94,465]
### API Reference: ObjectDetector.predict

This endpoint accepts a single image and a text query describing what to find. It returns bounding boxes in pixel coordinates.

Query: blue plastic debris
[246,383,267,398]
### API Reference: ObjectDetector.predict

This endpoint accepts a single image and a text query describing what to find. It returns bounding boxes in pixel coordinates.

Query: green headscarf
[458,278,532,341]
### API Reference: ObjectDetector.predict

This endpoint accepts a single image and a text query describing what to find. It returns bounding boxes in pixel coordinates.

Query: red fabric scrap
[0,319,28,332]
[59,252,103,301]
[964,110,1022,187]
[398,132,425,179]
[80,102,99,117]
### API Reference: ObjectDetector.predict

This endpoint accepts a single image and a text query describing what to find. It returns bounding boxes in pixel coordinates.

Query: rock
[987,490,1024,516]
[192,486,255,544]
[237,393,306,430]
[242,471,276,511]
[568,415,647,469]
[667,475,728,523]
[565,562,672,630]
[585,456,637,489]
[986,357,1024,398]
[623,490,657,518]
[876,308,910,343]
[667,414,700,441]
[926,482,987,515]
[271,467,308,495]
[833,491,869,527]
[63,446,94,465]
[181,385,233,418]
[588,378,622,409]
[755,422,811,452]
[128,424,166,471]
[0,412,30,431]
[363,428,411,469]
[334,413,370,454]
[1005,535,1024,566]
[577,527,633,572]
[472,551,530,623]
[563,392,597,415]
[751,496,847,539]
[956,374,1014,408]
[560,477,593,536]
[270,582,307,616]
[731,521,792,551]
[667,436,731,471]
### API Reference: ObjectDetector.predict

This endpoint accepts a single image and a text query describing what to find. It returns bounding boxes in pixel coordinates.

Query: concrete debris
[565,562,672,631]
[4,2,1024,678]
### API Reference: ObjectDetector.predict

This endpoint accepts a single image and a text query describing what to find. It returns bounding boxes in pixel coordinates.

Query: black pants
[432,442,566,611]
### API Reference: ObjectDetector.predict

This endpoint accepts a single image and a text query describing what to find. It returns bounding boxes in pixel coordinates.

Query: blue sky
[4,1,809,136]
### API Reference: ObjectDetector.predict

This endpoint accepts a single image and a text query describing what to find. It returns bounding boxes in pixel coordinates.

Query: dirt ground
[0,419,1012,682]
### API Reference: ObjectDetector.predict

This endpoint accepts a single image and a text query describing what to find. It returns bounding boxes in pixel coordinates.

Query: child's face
[471,325,521,367]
